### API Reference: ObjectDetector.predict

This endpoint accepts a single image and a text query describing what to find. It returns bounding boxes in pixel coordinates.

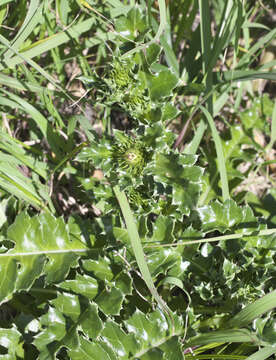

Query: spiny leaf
[196,199,256,233]
[125,309,184,358]
[59,274,98,300]
[0,327,22,357]
[95,284,124,315]
[0,212,88,304]
[147,69,179,101]
[33,306,66,358]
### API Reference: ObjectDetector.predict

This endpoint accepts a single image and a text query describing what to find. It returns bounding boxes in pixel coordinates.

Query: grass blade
[113,185,174,327]
[199,105,229,202]
[184,120,207,155]
[199,0,213,114]
[187,329,260,347]
[228,291,276,328]
[238,28,276,69]
[0,18,98,70]
[0,167,45,209]
[0,131,46,179]
[144,228,276,248]
[267,100,276,150]
[0,72,49,93]
[245,347,276,360]
[214,70,276,83]
[0,89,62,157]
[4,0,43,60]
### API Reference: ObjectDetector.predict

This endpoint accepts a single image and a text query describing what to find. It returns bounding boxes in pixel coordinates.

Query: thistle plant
[75,6,276,353]
[110,59,132,89]
[111,133,149,176]
[1,1,276,358]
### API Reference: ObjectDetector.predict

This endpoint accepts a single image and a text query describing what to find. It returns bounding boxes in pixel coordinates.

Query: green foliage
[0,0,276,359]
[0,212,87,304]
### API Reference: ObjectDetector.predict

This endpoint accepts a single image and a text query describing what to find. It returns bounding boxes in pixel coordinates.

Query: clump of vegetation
[0,0,276,359]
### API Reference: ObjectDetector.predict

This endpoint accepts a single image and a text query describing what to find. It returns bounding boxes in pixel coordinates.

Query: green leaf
[0,327,22,357]
[113,185,173,320]
[82,256,114,281]
[197,199,248,233]
[143,122,176,150]
[187,329,260,347]
[151,215,175,243]
[161,102,179,122]
[147,70,178,101]
[158,336,185,360]
[59,274,98,300]
[124,309,184,358]
[228,291,276,328]
[113,226,130,246]
[115,6,147,40]
[76,139,112,173]
[146,43,162,66]
[33,306,66,355]
[80,303,103,339]
[58,307,184,359]
[172,182,202,215]
[95,284,124,315]
[68,337,117,360]
[153,153,201,180]
[51,293,81,322]
[101,320,139,359]
[245,347,276,360]
[152,152,203,214]
[146,247,181,278]
[115,272,132,296]
[0,212,87,304]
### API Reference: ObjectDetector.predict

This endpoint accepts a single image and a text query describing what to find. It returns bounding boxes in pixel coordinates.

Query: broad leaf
[147,70,179,101]
[0,212,88,304]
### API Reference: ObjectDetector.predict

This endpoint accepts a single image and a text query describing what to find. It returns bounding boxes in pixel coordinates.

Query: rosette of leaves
[80,57,151,122]
[110,59,133,89]
[76,130,152,195]
[1,207,275,357]
[114,5,180,120]
[110,53,179,124]
[76,119,204,216]
[111,130,150,177]
[81,9,180,125]
[141,123,204,217]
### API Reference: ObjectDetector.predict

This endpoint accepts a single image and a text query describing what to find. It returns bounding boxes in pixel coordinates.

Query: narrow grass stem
[144,228,276,248]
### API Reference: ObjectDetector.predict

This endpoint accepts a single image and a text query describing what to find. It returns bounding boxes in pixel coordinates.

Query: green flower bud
[112,134,150,176]
[110,60,132,89]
